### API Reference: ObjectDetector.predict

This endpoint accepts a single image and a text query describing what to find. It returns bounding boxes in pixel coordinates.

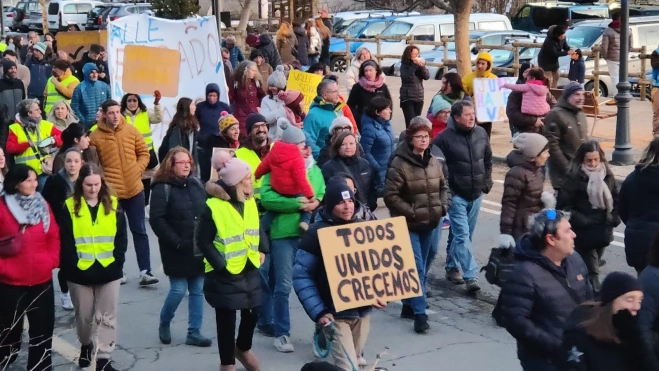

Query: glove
[541,191,556,209]
[154,90,161,105]
[37,137,55,148]
[498,234,516,249]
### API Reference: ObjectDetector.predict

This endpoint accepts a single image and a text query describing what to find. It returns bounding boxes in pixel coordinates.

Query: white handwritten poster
[473,77,517,122]
[107,15,229,148]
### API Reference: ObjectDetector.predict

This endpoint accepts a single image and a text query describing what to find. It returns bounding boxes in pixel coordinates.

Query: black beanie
[324,178,355,212]
[245,113,267,134]
[600,272,641,305]
[301,362,343,371]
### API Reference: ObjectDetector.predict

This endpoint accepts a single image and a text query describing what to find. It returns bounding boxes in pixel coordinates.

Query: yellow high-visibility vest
[234,147,262,199]
[44,75,79,114]
[9,121,58,175]
[204,197,260,274]
[65,196,118,271]
[125,111,154,151]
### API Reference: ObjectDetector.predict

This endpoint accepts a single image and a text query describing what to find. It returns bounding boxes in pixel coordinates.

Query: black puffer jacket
[500,151,545,240]
[346,81,392,131]
[537,25,570,73]
[619,165,659,270]
[150,176,207,278]
[257,34,282,68]
[196,180,269,310]
[507,77,557,134]
[544,97,588,189]
[433,117,493,201]
[321,154,377,211]
[557,168,619,250]
[383,143,448,232]
[158,126,199,166]
[399,60,429,102]
[499,234,592,363]
[561,305,659,371]
[638,265,659,360]
[294,26,309,66]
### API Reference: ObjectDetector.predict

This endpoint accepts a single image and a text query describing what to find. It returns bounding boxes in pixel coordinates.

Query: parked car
[46,0,102,31]
[27,9,43,33]
[3,6,14,32]
[351,14,513,72]
[85,3,113,30]
[557,16,659,97]
[392,30,537,79]
[12,0,40,32]
[511,1,610,33]
[105,3,152,24]
[331,10,419,35]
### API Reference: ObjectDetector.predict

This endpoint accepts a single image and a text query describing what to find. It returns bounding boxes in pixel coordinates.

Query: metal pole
[215,0,222,38]
[611,0,634,165]
[0,0,4,39]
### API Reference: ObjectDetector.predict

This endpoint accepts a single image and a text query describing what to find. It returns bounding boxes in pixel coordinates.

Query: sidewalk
[339,73,652,181]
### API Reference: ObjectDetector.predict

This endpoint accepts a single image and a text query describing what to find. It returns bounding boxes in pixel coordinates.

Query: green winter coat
[260,164,326,240]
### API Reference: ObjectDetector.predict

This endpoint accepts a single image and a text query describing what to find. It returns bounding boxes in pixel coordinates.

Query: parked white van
[352,14,512,70]
[557,16,659,97]
[47,0,103,31]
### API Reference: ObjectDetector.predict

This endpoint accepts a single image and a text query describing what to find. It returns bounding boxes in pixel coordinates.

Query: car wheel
[584,81,608,98]
[330,56,347,73]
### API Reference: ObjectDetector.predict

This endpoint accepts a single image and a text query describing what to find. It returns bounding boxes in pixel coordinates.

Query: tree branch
[429,0,453,13]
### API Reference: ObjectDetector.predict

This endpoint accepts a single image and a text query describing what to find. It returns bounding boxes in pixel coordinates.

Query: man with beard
[235,113,270,206]
[0,59,26,148]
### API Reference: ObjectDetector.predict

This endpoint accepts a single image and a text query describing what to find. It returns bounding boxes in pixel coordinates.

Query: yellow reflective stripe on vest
[234,147,262,199]
[204,197,261,274]
[125,112,154,151]
[9,121,55,175]
[65,196,118,271]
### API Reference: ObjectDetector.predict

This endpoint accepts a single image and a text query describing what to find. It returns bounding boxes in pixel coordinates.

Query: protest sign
[56,30,107,62]
[317,216,421,312]
[107,15,229,148]
[210,148,237,181]
[473,77,517,122]
[286,70,323,112]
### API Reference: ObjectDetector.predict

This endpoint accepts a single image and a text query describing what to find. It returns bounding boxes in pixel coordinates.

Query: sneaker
[96,358,117,371]
[273,335,294,353]
[299,221,309,232]
[120,271,127,285]
[358,356,367,367]
[60,292,74,310]
[256,324,275,337]
[445,269,465,284]
[465,279,481,293]
[186,330,212,347]
[78,343,93,368]
[139,271,159,286]
[414,314,430,333]
[400,304,414,319]
[159,322,171,344]
[441,219,450,230]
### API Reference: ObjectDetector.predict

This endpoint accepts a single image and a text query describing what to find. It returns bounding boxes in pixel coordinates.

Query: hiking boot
[465,279,481,294]
[159,322,171,344]
[234,347,260,371]
[61,292,74,310]
[400,304,414,319]
[139,271,159,286]
[186,330,212,347]
[273,335,294,353]
[96,359,117,371]
[445,269,465,284]
[414,314,430,333]
[78,343,93,368]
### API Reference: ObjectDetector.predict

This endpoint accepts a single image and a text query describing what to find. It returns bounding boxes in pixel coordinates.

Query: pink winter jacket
[504,81,550,116]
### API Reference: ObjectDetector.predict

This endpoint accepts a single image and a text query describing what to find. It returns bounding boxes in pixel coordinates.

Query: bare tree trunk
[39,0,48,34]
[237,0,255,33]
[449,0,473,76]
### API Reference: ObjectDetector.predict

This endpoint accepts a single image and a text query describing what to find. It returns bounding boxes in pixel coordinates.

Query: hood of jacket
[506,149,539,171]
[514,234,568,276]
[205,179,234,201]
[82,62,99,83]
[206,83,220,96]
[259,34,273,46]
[475,51,494,75]
[311,97,344,112]
[351,46,369,65]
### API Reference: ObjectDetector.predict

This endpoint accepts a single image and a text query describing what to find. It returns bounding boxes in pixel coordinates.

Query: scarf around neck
[358,74,384,92]
[4,192,50,232]
[17,115,42,133]
[581,163,613,212]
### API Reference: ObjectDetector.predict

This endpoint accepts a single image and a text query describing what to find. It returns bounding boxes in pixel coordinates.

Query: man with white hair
[304,78,345,158]
[221,35,245,68]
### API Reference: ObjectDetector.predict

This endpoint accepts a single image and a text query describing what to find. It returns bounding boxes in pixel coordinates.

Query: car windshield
[334,19,356,35]
[488,49,513,64]
[90,6,108,17]
[566,25,604,49]
[381,21,412,36]
[343,20,367,37]
[571,8,608,22]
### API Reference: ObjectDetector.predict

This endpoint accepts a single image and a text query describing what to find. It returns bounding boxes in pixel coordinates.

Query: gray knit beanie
[280,119,306,144]
[513,133,548,158]
[267,65,287,90]
[562,81,584,100]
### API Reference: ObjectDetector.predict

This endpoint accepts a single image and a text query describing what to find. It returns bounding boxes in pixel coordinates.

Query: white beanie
[329,116,352,135]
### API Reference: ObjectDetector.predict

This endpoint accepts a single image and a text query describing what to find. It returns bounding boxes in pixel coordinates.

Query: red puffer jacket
[255,141,314,198]
[0,197,60,286]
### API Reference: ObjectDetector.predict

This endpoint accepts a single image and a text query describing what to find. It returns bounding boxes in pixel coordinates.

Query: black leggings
[58,269,68,294]
[215,307,259,365]
[142,179,151,206]
[400,100,424,128]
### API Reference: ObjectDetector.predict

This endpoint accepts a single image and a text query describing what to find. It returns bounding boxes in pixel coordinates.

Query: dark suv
[511,1,609,33]
[86,3,151,30]
[86,4,113,30]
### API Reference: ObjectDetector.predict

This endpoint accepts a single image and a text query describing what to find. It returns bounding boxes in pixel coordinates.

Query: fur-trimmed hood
[205,179,253,202]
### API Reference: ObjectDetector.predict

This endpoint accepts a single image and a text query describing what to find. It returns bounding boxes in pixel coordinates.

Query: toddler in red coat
[255,119,316,231]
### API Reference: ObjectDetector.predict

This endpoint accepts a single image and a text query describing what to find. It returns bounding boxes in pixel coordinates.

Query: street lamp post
[611,0,635,165]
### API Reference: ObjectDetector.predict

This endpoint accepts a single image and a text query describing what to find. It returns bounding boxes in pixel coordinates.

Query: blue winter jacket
[303,97,344,158]
[196,83,231,144]
[71,63,111,128]
[220,41,245,68]
[498,234,592,363]
[293,206,372,322]
[567,58,585,84]
[24,56,52,99]
[359,114,395,195]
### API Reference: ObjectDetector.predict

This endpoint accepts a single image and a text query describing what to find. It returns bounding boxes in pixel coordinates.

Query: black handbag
[481,247,517,287]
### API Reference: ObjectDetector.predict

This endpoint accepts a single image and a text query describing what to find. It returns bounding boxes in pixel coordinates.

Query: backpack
[652,50,659,70]
[480,247,517,288]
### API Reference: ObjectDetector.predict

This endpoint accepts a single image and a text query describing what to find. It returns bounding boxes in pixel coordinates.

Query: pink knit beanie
[211,150,252,186]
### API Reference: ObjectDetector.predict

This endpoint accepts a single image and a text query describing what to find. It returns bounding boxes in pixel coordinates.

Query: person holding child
[502,67,551,118]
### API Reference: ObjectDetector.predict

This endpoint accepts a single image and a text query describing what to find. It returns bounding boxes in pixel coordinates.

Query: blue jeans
[402,230,433,315]
[425,220,443,278]
[160,275,204,332]
[119,191,151,273]
[445,194,482,280]
[258,238,298,337]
